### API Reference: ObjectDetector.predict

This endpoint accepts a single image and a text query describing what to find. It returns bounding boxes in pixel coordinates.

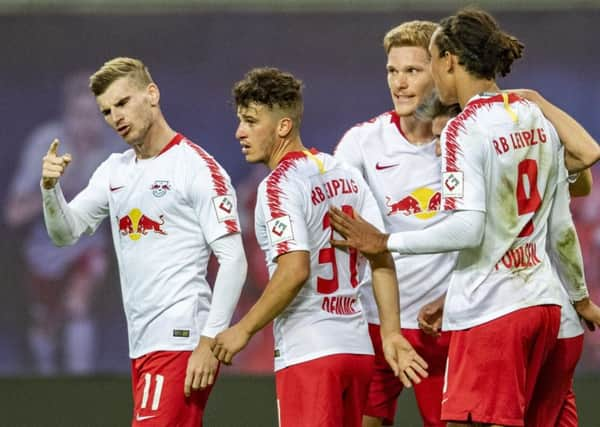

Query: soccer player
[328,8,600,426]
[41,57,247,426]
[5,71,120,375]
[334,21,454,427]
[512,89,599,426]
[212,67,428,427]
[418,93,599,426]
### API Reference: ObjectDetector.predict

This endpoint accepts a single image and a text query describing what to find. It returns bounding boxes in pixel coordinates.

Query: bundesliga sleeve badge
[442,171,464,198]
[212,195,237,222]
[267,215,294,245]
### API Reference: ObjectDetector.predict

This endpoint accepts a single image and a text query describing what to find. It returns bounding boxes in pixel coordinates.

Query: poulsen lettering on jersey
[212,195,236,223]
[493,127,547,155]
[495,242,541,271]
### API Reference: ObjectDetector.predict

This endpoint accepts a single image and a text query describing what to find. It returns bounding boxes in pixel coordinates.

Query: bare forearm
[370,253,401,334]
[535,95,600,172]
[238,264,307,336]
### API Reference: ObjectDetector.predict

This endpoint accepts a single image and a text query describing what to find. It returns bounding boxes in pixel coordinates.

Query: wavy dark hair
[233,67,303,125]
[433,8,524,79]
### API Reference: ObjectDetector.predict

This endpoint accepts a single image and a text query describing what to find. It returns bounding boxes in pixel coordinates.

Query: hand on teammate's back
[328,206,389,257]
[41,139,72,189]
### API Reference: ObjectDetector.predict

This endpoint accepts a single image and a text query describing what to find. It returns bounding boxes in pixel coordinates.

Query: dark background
[1,8,599,425]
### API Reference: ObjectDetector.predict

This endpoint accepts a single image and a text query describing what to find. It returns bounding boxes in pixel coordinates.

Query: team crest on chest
[150,180,171,198]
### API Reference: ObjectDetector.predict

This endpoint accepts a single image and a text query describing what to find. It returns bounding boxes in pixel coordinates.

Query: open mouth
[118,125,130,136]
[395,94,414,103]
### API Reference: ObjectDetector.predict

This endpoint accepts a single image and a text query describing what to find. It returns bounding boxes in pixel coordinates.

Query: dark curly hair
[433,8,524,79]
[233,67,304,125]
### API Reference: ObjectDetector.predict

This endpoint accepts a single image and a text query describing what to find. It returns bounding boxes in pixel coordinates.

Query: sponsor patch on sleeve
[212,195,237,222]
[267,215,294,245]
[442,172,464,198]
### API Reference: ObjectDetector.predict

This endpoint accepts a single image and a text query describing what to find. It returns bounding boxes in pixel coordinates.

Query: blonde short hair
[383,20,438,54]
[89,57,154,96]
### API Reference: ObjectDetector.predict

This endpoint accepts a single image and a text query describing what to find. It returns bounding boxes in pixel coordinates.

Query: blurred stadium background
[1,0,599,425]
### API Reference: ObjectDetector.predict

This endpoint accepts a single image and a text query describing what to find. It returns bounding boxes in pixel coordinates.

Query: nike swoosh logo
[110,185,125,192]
[375,162,399,170]
[136,414,157,421]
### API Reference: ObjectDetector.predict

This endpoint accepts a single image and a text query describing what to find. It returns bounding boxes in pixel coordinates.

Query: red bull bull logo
[386,187,441,220]
[117,208,167,241]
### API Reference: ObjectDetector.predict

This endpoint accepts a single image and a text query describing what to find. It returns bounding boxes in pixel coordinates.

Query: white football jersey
[255,150,381,371]
[440,93,563,330]
[65,134,241,357]
[557,283,584,339]
[335,111,457,328]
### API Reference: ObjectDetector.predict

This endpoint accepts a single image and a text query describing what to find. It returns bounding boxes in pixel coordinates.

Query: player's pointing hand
[41,138,72,190]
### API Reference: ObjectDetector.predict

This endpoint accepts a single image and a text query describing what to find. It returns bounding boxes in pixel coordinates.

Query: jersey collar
[277,147,319,165]
[157,133,185,157]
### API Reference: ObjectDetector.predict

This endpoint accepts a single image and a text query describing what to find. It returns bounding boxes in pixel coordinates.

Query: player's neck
[399,114,433,144]
[267,135,305,170]
[135,114,177,159]
[457,74,500,108]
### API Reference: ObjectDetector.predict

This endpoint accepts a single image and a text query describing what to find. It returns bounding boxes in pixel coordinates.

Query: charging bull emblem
[386,187,441,220]
[117,208,167,241]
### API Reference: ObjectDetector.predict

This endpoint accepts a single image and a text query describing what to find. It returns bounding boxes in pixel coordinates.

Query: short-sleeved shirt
[440,93,563,330]
[255,150,380,371]
[335,112,457,328]
[66,133,241,358]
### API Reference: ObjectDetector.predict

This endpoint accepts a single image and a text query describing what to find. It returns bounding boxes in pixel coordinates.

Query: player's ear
[277,117,293,138]
[147,83,160,106]
[444,51,455,74]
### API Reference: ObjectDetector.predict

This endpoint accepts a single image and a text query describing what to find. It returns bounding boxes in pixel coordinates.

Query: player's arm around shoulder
[510,88,600,172]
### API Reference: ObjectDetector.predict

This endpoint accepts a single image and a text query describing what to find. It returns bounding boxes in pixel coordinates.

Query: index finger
[48,138,60,156]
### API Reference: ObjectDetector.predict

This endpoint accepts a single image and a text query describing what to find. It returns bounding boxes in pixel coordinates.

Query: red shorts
[364,324,450,427]
[556,387,579,427]
[441,305,560,426]
[131,351,218,427]
[525,334,583,427]
[275,354,374,427]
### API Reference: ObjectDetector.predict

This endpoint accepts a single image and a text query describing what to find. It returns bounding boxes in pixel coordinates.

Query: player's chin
[393,103,418,117]
[244,154,264,164]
